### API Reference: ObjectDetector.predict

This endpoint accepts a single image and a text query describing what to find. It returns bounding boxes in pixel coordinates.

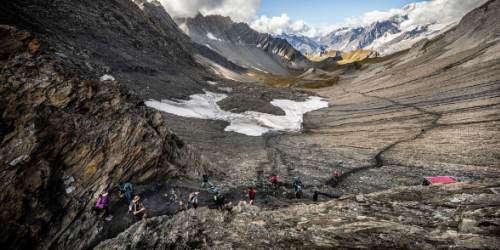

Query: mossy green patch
[359,49,410,64]
[300,75,340,89]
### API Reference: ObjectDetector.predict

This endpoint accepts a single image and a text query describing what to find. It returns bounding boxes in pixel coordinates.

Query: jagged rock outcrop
[174,14,313,76]
[95,179,500,249]
[319,49,342,59]
[0,26,210,250]
[0,0,218,101]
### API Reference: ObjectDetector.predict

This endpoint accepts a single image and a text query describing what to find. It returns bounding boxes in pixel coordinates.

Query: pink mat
[425,176,459,184]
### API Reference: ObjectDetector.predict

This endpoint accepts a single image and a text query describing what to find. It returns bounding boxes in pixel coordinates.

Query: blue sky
[257,0,416,26]
[160,0,487,37]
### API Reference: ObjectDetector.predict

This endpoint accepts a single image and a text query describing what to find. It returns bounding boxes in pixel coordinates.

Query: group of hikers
[92,182,147,221]
[93,171,341,220]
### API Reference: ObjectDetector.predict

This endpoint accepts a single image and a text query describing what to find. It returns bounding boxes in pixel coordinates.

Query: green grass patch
[300,75,340,89]
[359,49,410,64]
[316,73,331,79]
[247,70,303,87]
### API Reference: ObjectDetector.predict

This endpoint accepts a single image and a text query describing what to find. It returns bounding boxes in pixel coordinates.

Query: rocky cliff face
[0,26,210,250]
[0,0,217,101]
[95,179,500,249]
[174,14,312,76]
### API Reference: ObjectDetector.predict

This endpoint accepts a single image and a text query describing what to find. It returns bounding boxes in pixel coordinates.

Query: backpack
[271,177,277,183]
[190,192,197,202]
[215,193,224,201]
[121,183,132,192]
[297,189,302,194]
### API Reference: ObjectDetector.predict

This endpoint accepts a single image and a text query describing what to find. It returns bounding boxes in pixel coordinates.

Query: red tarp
[425,176,459,184]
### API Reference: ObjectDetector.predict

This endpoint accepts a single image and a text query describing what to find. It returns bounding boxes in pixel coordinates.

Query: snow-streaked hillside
[279,4,456,55]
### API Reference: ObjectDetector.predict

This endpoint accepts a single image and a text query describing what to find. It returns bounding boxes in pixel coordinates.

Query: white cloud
[400,0,487,31]
[156,0,260,23]
[341,0,487,31]
[343,8,406,27]
[250,14,310,35]
[151,0,487,38]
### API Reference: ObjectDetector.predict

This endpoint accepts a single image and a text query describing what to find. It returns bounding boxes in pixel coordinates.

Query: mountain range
[278,3,457,55]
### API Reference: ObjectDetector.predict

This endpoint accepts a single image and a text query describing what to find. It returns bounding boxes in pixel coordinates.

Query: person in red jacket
[246,187,255,205]
[270,174,279,190]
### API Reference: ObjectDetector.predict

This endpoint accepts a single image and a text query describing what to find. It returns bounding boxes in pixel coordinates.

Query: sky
[156,0,488,37]
[257,0,416,27]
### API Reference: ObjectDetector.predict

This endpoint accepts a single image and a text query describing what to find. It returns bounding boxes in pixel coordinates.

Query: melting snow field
[144,91,328,136]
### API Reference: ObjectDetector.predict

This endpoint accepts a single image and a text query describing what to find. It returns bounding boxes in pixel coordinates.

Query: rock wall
[95,179,500,249]
[0,26,210,250]
[0,0,216,101]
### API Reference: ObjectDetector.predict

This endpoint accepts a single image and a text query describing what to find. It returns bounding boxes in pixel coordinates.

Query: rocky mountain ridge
[0,0,219,101]
[174,14,313,76]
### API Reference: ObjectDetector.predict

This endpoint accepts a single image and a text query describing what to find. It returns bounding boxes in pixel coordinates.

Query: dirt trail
[325,90,444,187]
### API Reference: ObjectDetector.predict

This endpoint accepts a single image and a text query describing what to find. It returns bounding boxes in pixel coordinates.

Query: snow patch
[100,74,115,81]
[66,186,76,194]
[207,81,218,85]
[250,66,268,73]
[207,32,222,41]
[218,87,232,92]
[145,91,328,136]
[10,155,29,166]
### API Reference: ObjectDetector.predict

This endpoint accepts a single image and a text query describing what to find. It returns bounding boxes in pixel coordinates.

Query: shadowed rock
[0,26,210,250]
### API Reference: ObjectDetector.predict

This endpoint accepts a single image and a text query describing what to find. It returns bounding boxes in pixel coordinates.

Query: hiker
[201,172,214,188]
[296,186,303,199]
[119,182,133,206]
[246,187,255,205]
[270,174,279,190]
[188,189,200,209]
[130,196,147,220]
[421,128,425,133]
[294,178,304,191]
[92,191,113,221]
[334,171,340,182]
[213,189,224,210]
[313,190,318,201]
[435,111,439,115]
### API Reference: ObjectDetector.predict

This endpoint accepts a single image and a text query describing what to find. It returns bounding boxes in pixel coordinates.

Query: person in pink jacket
[92,191,113,221]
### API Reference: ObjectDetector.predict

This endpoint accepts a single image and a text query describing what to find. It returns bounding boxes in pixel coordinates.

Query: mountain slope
[0,0,217,100]
[174,14,312,76]
[0,26,210,250]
